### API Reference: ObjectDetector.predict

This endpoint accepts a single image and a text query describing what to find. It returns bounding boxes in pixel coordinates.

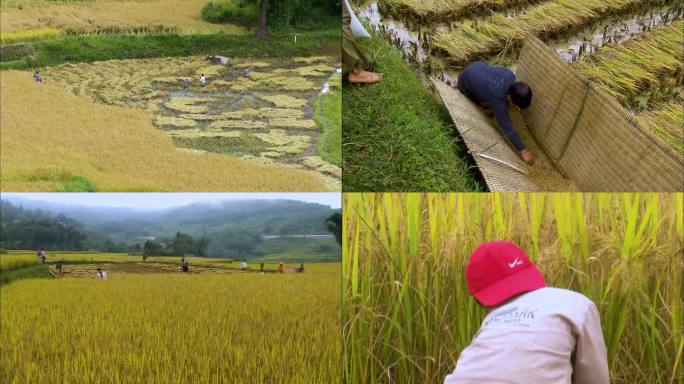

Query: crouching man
[444,241,609,384]
[457,62,535,165]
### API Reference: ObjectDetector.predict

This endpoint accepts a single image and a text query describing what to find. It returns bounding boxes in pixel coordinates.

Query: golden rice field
[0,69,330,192]
[38,55,342,187]
[1,263,340,383]
[0,0,242,36]
[0,27,63,45]
[343,193,683,384]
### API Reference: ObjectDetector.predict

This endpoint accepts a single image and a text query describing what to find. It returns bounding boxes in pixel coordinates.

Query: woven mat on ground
[431,77,539,192]
[517,36,683,191]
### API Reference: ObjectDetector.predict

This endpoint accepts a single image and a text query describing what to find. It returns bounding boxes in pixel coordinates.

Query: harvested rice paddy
[0,69,328,191]
[34,55,342,188]
[356,0,683,189]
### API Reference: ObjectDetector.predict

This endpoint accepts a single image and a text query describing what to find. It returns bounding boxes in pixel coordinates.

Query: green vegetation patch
[342,35,482,191]
[173,134,267,156]
[0,30,340,70]
[0,264,52,286]
[314,76,341,166]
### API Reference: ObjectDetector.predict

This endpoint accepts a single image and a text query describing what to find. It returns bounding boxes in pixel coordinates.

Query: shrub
[201,1,258,25]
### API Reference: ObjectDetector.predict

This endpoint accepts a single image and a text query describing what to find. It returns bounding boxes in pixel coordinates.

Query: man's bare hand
[521,149,534,165]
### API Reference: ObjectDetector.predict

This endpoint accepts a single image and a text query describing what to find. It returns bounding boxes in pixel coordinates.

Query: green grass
[0,29,340,70]
[342,35,482,191]
[0,264,52,286]
[253,238,341,263]
[63,175,96,192]
[315,74,342,166]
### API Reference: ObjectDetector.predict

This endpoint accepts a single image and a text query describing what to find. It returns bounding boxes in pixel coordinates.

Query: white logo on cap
[508,257,523,268]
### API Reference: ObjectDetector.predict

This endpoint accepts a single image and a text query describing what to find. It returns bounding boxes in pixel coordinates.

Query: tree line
[202,0,340,38]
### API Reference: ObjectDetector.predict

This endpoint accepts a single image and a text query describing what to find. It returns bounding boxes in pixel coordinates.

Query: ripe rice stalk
[635,101,684,152]
[0,27,63,45]
[574,21,683,108]
[382,0,543,20]
[1,266,340,383]
[432,0,655,66]
[343,193,683,384]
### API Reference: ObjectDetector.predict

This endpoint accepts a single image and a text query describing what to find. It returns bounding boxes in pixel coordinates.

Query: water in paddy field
[549,4,684,62]
[358,1,684,82]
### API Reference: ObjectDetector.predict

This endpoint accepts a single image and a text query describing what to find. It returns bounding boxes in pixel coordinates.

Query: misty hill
[0,198,341,261]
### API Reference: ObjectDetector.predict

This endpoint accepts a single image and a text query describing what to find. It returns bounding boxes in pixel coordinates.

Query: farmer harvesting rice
[37,248,46,264]
[199,74,206,87]
[343,1,382,84]
[457,62,534,165]
[444,240,609,384]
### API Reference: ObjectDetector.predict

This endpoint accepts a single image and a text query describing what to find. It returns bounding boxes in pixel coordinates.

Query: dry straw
[432,0,654,66]
[344,193,683,384]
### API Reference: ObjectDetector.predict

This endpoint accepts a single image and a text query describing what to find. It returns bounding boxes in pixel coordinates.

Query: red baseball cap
[465,241,545,306]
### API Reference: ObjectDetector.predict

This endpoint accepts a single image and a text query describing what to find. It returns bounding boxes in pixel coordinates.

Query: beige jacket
[444,287,609,384]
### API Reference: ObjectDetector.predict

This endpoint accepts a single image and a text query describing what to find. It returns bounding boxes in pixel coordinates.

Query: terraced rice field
[574,21,683,151]
[42,56,342,187]
[363,0,683,177]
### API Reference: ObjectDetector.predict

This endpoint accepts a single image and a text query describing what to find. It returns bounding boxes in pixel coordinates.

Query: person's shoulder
[537,287,595,307]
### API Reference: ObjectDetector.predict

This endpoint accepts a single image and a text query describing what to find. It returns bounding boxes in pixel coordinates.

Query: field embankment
[0,29,340,70]
[342,34,482,192]
[0,253,51,285]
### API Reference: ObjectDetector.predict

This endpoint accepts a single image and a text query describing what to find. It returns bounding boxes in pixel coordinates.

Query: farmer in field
[37,248,46,264]
[96,268,107,279]
[444,240,609,384]
[278,262,285,273]
[343,1,382,84]
[457,62,534,165]
[199,74,206,87]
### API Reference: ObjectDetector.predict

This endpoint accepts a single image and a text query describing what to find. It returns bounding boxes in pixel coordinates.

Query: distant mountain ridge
[1,198,341,261]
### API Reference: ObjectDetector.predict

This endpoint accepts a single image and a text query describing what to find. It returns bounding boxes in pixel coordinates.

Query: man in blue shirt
[457,62,534,165]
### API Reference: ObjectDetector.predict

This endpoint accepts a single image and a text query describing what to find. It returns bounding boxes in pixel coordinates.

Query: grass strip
[0,264,52,286]
[315,74,342,166]
[0,29,340,70]
[342,34,482,191]
[432,0,658,67]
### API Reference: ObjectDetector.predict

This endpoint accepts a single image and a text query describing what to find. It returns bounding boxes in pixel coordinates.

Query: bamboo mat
[517,36,683,191]
[431,77,539,192]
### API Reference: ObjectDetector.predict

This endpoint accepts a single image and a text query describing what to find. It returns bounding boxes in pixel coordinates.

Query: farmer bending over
[457,62,534,165]
[444,240,609,384]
